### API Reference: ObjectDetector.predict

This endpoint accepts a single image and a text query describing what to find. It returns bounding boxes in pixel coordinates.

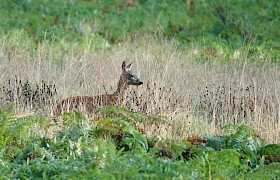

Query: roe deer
[54,61,143,116]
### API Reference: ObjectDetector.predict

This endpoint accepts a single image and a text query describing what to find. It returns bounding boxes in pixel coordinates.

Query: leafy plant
[244,162,280,179]
[258,144,280,164]
[94,118,148,152]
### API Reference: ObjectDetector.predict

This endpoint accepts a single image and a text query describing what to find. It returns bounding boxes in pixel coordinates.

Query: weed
[1,76,57,115]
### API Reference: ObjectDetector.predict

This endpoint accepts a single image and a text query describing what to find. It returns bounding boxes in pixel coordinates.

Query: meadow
[0,0,279,179]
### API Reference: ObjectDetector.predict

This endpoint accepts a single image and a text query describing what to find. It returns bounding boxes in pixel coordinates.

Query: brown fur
[53,61,142,116]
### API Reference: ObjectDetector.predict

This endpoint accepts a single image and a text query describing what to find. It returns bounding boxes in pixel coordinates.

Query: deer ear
[126,62,133,69]
[122,61,126,70]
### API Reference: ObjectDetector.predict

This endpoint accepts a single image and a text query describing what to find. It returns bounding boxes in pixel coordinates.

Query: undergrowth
[0,106,279,179]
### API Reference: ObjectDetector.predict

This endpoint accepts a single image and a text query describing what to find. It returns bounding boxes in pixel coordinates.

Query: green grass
[0,0,280,64]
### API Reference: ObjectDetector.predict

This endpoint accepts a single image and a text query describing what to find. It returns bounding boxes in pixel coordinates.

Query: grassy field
[1,33,279,142]
[0,0,279,179]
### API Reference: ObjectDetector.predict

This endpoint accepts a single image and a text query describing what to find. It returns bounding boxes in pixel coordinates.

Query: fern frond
[95,106,169,124]
[121,138,148,152]
[96,118,148,151]
[226,125,257,149]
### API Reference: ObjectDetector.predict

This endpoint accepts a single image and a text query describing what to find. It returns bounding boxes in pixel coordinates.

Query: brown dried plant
[1,76,57,114]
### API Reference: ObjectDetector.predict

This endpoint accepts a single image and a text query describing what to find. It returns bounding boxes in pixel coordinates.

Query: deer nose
[138,81,143,85]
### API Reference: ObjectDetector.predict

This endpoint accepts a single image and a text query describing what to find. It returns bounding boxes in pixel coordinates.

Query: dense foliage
[0,107,279,179]
[1,0,280,52]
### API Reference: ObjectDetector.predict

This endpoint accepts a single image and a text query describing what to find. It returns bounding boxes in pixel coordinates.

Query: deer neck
[113,76,129,101]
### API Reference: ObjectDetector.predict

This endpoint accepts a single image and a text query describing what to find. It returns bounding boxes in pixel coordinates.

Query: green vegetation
[1,0,280,45]
[0,0,279,65]
[0,0,279,179]
[0,107,279,179]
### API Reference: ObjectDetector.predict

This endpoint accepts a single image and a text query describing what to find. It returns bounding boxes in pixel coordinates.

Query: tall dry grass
[0,33,279,143]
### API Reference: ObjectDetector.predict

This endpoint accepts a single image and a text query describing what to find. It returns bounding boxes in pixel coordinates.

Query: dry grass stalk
[0,34,279,143]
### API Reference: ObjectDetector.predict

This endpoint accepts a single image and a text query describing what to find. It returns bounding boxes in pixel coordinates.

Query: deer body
[54,61,143,116]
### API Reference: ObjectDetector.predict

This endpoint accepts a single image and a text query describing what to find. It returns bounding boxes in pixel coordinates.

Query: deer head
[121,61,143,86]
